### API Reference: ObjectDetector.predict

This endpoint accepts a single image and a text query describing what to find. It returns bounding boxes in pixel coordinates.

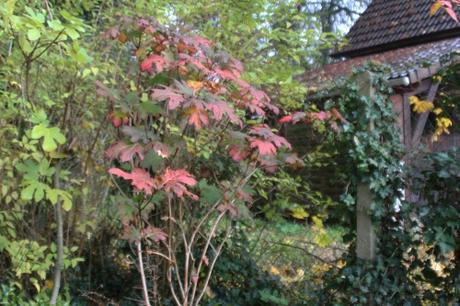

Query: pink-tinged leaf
[192,274,199,285]
[136,18,150,29]
[309,111,330,121]
[236,188,253,202]
[141,226,168,243]
[183,35,212,48]
[277,112,307,125]
[151,87,185,110]
[206,101,241,125]
[235,78,250,90]
[246,104,266,116]
[229,145,250,161]
[217,203,240,218]
[270,134,291,150]
[186,106,209,130]
[446,6,459,22]
[109,168,155,194]
[103,27,120,39]
[289,112,307,124]
[285,154,305,169]
[178,53,211,75]
[155,168,198,200]
[259,157,278,173]
[231,59,244,74]
[141,54,167,73]
[331,108,346,123]
[215,68,237,81]
[279,115,293,124]
[201,256,209,266]
[151,142,170,158]
[106,142,144,162]
[265,103,279,115]
[249,138,277,156]
[248,125,292,152]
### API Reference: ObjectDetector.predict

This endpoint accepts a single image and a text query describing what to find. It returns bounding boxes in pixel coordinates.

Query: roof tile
[334,0,460,57]
[303,37,460,90]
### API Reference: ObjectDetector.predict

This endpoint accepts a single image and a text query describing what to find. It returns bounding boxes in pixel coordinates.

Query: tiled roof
[303,37,460,91]
[333,0,460,57]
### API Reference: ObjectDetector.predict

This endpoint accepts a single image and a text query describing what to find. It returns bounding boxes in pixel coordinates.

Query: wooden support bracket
[411,82,440,148]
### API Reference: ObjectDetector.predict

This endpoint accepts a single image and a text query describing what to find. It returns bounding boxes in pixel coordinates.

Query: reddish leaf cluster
[106,141,144,162]
[248,125,292,156]
[432,0,460,22]
[109,168,155,194]
[109,167,198,200]
[278,108,346,132]
[103,17,293,201]
[154,168,199,200]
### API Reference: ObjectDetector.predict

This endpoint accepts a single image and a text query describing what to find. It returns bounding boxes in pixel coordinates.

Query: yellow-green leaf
[291,207,309,220]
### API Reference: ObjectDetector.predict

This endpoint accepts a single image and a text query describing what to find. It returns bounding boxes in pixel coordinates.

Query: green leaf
[65,28,79,40]
[47,189,72,211]
[140,102,162,115]
[21,181,48,202]
[27,28,40,41]
[140,151,164,171]
[48,19,64,31]
[30,124,66,152]
[198,180,221,205]
[61,192,72,211]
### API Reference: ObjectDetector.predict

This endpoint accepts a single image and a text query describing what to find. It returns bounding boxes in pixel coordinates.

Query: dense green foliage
[1,1,459,305]
[310,65,460,305]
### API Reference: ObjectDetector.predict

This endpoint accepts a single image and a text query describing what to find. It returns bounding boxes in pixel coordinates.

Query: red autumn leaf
[279,115,293,124]
[434,0,459,21]
[258,157,278,173]
[229,145,250,161]
[155,168,199,200]
[206,101,241,125]
[184,35,212,48]
[186,106,209,130]
[141,54,167,73]
[178,53,211,75]
[446,5,459,22]
[215,68,238,81]
[110,116,122,128]
[151,87,185,110]
[249,138,277,156]
[246,103,266,116]
[249,125,292,150]
[105,141,144,162]
[231,59,244,75]
[109,167,155,194]
[141,226,168,243]
[108,111,130,128]
[330,107,346,122]
[309,111,330,121]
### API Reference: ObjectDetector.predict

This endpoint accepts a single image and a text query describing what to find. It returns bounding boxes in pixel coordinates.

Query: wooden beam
[411,82,440,148]
[402,94,412,148]
[356,71,376,261]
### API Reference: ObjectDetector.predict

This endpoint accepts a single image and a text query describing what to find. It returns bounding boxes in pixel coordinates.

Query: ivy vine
[316,64,420,304]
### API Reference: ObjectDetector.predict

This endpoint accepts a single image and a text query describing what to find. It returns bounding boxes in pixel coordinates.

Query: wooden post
[356,71,376,261]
